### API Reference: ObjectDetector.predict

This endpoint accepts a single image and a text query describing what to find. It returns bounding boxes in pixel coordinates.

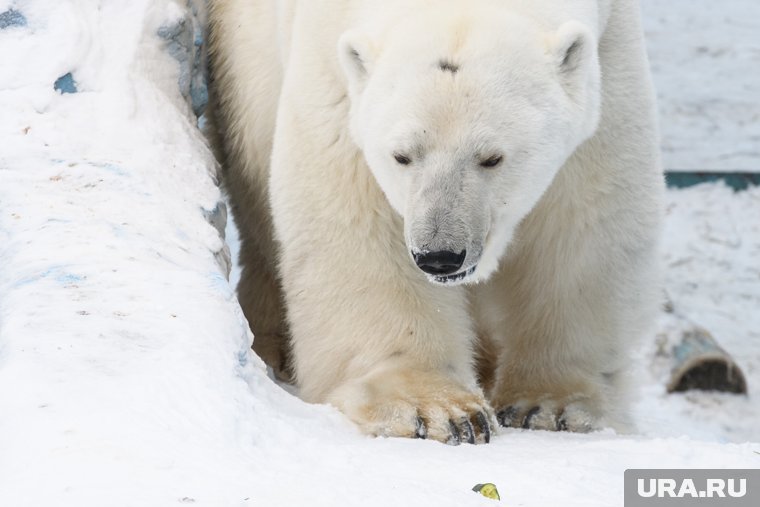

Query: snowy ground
[1,1,758,506]
[641,0,760,171]
[634,184,760,443]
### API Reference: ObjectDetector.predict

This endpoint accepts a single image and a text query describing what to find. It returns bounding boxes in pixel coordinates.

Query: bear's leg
[268,101,494,444]
[225,169,292,382]
[236,236,291,382]
[473,184,660,434]
[473,3,663,432]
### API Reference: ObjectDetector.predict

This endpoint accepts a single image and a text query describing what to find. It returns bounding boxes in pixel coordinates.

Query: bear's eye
[393,153,412,165]
[479,155,503,168]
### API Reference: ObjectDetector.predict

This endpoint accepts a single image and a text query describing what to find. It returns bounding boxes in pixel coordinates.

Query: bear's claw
[447,418,475,445]
[414,416,427,439]
[447,419,462,444]
[496,406,521,428]
[454,411,495,445]
[496,402,597,432]
[475,411,491,443]
[415,411,492,445]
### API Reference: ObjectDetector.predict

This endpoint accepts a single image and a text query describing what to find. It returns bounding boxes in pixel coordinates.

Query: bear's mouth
[429,264,478,285]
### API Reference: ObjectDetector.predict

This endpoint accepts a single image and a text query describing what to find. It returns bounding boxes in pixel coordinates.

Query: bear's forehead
[437,59,459,74]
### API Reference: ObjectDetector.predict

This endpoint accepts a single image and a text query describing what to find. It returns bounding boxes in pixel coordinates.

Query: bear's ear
[338,31,376,94]
[547,21,597,91]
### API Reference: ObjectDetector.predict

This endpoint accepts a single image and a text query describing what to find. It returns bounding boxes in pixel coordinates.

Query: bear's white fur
[208,0,663,443]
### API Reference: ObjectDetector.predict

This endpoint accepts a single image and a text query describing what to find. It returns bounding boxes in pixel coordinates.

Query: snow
[0,1,758,506]
[633,183,760,443]
[641,0,760,171]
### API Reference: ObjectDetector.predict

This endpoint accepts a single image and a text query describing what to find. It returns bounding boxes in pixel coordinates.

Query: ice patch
[0,8,25,29]
[156,1,208,117]
[53,72,77,94]
[11,266,84,288]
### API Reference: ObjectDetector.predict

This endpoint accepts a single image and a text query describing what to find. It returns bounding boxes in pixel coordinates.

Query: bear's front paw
[494,399,600,433]
[328,369,495,445]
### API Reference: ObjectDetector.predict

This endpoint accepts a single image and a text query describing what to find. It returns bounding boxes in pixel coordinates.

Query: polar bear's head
[338,10,601,284]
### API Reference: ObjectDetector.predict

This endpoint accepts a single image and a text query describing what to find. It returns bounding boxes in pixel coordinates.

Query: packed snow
[0,1,758,506]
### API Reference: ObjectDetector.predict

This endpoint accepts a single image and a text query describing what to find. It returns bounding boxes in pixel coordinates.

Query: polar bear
[208,0,663,444]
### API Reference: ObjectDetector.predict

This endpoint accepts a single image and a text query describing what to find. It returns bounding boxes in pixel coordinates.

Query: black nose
[413,250,466,275]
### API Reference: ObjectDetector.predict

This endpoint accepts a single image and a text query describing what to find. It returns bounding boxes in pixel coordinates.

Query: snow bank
[0,2,757,507]
[0,0,270,503]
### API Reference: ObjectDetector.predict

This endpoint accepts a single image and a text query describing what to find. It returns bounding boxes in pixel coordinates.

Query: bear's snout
[412,249,466,275]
